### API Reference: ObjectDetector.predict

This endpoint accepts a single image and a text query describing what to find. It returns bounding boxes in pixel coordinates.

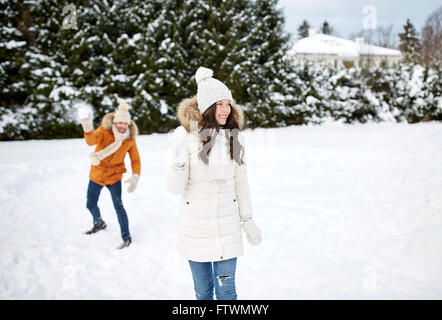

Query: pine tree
[233,0,292,127]
[321,21,333,35]
[0,0,34,139]
[297,20,310,39]
[129,0,170,133]
[399,19,421,64]
[0,0,30,111]
[0,0,72,139]
[1,0,168,138]
[157,0,293,128]
[4,1,439,140]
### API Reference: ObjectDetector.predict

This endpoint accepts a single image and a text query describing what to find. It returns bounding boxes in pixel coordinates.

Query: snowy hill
[0,122,441,299]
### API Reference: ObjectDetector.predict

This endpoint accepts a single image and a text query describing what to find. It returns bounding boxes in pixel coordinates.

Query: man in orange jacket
[79,103,141,249]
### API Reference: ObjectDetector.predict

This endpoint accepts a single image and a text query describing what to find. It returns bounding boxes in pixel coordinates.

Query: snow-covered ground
[0,122,441,299]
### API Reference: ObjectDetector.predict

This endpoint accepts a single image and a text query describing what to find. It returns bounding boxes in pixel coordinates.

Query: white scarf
[90,124,130,166]
[208,130,234,182]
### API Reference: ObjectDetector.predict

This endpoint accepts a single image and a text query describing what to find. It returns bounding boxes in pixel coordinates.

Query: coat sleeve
[84,126,104,146]
[166,127,189,195]
[234,162,253,221]
[234,133,253,220]
[129,141,141,176]
[166,161,189,195]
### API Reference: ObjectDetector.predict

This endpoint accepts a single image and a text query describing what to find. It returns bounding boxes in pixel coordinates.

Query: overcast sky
[277,0,441,43]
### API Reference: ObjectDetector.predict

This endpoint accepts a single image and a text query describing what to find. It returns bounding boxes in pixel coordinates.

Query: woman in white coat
[166,67,262,300]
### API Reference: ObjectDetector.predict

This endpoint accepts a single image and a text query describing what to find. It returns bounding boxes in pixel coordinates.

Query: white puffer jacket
[167,96,253,262]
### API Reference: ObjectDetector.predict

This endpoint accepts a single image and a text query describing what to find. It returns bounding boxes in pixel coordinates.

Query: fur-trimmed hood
[176,96,245,132]
[101,112,139,137]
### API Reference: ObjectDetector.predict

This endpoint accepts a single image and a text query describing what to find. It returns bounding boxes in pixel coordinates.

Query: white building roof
[288,29,402,59]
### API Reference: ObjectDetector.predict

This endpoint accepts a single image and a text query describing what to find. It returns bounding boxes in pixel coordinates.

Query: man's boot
[117,238,132,249]
[85,220,107,234]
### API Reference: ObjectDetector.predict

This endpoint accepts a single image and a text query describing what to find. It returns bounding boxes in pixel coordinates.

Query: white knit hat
[195,67,233,114]
[113,103,131,124]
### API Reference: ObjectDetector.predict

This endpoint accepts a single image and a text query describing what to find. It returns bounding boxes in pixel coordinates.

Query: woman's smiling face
[215,99,231,125]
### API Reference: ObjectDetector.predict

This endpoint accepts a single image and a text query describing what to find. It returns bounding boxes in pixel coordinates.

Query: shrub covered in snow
[276,61,442,127]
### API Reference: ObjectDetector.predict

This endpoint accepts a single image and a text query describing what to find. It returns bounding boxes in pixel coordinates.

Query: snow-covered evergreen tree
[399,19,421,65]
[232,0,292,128]
[128,0,170,133]
[1,1,440,140]
[156,0,293,128]
[297,19,310,39]
[1,0,71,139]
[0,0,30,112]
[0,0,33,139]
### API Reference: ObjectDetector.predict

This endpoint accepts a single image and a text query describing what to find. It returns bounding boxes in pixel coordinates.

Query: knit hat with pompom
[195,67,233,114]
[113,103,131,124]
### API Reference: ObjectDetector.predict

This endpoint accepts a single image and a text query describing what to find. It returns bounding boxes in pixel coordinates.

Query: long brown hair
[198,103,245,165]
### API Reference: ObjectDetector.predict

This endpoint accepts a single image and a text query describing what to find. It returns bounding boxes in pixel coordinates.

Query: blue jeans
[188,258,237,300]
[86,180,131,241]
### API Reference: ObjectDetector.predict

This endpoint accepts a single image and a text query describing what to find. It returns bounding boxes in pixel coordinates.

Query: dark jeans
[86,180,131,241]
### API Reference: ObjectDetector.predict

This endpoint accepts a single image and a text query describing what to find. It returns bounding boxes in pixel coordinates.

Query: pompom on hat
[113,103,131,124]
[195,67,233,114]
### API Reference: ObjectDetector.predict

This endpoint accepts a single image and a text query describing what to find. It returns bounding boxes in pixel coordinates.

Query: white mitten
[241,219,262,245]
[171,126,188,169]
[78,108,93,133]
[90,152,101,166]
[125,174,140,193]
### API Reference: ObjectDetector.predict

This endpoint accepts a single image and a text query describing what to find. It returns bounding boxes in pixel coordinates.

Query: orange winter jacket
[84,113,141,186]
